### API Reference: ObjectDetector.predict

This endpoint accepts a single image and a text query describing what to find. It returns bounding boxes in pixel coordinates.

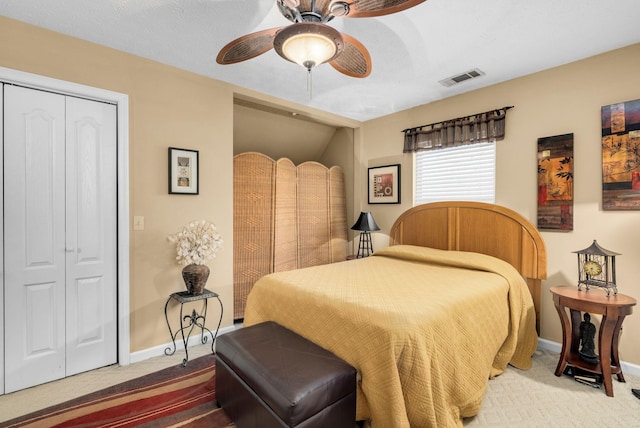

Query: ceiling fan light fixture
[282,33,336,69]
[274,22,344,70]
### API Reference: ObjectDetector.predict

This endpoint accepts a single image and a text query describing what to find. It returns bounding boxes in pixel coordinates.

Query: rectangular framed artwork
[168,147,199,195]
[537,133,574,230]
[601,98,640,210]
[368,164,400,204]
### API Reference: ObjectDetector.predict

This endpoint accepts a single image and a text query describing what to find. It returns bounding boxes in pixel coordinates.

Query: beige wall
[0,17,234,353]
[361,43,640,365]
[233,103,339,165]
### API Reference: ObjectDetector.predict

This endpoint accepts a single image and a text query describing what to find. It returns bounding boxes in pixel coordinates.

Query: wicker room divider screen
[233,152,348,320]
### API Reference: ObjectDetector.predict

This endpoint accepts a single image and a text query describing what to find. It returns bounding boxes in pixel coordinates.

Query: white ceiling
[1,0,639,122]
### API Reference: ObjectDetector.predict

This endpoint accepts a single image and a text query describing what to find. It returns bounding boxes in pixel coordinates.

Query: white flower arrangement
[168,220,223,266]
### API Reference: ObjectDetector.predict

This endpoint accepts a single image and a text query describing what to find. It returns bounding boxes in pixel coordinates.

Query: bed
[243,201,547,428]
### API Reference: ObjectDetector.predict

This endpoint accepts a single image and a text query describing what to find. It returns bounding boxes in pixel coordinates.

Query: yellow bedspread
[244,245,538,428]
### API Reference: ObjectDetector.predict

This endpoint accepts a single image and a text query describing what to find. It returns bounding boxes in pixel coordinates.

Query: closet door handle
[65,248,75,253]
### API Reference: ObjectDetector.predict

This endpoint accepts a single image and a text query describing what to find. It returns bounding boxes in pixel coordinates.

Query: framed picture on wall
[368,164,400,204]
[168,147,199,195]
[537,133,574,230]
[601,98,640,210]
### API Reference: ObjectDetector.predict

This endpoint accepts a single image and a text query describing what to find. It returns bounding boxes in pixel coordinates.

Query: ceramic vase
[181,264,210,295]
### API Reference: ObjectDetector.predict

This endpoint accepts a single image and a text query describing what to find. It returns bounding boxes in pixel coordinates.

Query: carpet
[0,355,234,428]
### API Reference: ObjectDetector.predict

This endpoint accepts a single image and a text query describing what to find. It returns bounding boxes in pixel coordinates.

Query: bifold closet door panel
[233,152,275,320]
[64,96,118,377]
[4,85,67,393]
[0,84,3,395]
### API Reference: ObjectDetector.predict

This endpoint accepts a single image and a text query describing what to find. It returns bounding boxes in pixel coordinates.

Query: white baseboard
[536,337,562,354]
[128,324,236,365]
[537,337,640,378]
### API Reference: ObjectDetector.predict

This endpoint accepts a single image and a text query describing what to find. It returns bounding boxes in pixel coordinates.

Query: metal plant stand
[164,288,223,366]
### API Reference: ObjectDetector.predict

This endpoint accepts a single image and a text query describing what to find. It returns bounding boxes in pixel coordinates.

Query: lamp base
[356,231,374,258]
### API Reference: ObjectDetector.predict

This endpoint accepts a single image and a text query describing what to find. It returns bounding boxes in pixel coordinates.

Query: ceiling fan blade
[216,27,282,65]
[343,0,426,18]
[329,34,371,78]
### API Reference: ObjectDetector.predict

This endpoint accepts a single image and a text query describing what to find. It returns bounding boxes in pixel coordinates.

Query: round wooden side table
[550,286,636,397]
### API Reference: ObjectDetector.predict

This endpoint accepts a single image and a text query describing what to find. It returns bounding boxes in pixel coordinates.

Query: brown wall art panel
[602,98,640,210]
[537,133,574,230]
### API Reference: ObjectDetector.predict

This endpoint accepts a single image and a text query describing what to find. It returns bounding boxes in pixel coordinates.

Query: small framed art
[168,147,199,195]
[368,164,400,204]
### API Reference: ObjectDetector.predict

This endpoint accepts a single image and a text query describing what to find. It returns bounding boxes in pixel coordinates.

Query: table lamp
[351,211,380,258]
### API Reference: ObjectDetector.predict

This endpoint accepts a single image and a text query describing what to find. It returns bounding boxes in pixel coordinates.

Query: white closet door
[3,86,118,392]
[65,97,117,376]
[4,85,67,393]
[0,85,5,395]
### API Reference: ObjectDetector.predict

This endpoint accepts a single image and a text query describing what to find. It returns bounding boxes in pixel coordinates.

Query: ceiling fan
[216,0,426,78]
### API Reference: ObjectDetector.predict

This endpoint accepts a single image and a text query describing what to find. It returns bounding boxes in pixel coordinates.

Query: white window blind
[414,141,496,205]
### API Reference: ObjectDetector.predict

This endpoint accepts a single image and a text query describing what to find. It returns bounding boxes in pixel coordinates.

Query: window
[414,141,495,205]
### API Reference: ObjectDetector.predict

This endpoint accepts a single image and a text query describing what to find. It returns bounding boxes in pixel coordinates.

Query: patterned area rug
[0,355,234,428]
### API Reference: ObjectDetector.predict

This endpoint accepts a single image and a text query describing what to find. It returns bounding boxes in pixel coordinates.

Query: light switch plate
[133,216,145,231]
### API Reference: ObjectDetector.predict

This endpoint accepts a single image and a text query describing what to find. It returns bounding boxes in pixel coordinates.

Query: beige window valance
[403,106,513,153]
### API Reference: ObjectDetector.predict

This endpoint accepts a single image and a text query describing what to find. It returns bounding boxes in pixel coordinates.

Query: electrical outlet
[133,216,145,231]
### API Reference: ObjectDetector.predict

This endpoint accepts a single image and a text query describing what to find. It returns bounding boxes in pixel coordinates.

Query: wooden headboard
[389,201,547,332]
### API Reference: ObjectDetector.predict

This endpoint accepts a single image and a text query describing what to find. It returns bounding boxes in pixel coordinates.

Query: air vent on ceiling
[438,68,485,87]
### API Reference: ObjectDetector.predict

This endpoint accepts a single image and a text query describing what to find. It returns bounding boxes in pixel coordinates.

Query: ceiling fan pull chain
[307,68,313,99]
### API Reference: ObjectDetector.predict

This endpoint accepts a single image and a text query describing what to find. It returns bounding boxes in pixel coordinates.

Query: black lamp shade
[351,211,380,232]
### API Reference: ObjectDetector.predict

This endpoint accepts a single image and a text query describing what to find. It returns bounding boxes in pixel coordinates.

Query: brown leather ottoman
[215,321,356,428]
